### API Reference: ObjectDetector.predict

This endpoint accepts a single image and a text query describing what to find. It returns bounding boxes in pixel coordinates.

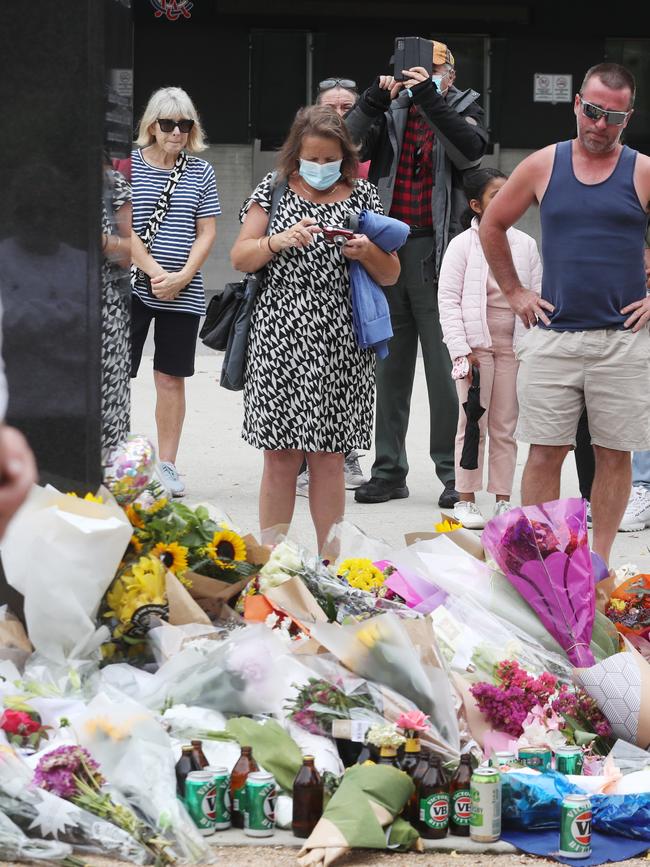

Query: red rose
[1,709,40,736]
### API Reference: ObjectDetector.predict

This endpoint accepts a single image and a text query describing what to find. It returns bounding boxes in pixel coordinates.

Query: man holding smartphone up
[346,39,488,507]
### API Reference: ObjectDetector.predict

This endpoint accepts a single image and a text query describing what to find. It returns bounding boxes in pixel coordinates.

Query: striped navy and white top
[131,148,220,315]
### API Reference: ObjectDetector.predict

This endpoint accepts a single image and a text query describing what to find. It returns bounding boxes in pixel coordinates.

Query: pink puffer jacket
[438,217,543,360]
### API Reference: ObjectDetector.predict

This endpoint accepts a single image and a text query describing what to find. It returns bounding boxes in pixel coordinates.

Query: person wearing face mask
[345,41,488,508]
[230,106,400,554]
[479,62,650,567]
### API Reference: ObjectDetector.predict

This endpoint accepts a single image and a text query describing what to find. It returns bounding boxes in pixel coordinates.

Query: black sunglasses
[579,97,631,127]
[318,78,356,92]
[157,118,195,133]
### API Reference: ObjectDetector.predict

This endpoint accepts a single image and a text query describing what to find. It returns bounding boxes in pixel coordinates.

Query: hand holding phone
[392,36,433,81]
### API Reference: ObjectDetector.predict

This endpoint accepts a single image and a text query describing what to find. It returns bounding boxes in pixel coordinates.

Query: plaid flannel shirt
[389,104,435,228]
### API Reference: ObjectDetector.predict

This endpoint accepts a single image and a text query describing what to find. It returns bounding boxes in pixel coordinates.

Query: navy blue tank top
[539,140,647,331]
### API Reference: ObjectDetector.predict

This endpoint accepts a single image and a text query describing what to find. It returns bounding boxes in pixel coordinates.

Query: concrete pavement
[131,353,650,572]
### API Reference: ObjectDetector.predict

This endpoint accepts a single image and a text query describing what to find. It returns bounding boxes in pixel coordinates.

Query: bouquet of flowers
[604,573,650,638]
[285,676,381,738]
[365,722,406,751]
[551,683,614,754]
[336,558,400,599]
[482,498,596,667]
[125,489,258,584]
[34,745,174,864]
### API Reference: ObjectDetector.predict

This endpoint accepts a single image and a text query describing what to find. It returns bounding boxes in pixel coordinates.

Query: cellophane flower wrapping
[309,613,460,758]
[73,691,213,863]
[0,810,74,863]
[481,498,596,667]
[0,750,151,864]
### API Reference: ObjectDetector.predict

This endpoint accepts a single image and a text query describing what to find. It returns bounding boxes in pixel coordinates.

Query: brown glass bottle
[175,745,196,798]
[190,739,209,770]
[292,755,323,838]
[377,745,400,768]
[399,735,421,778]
[408,751,430,824]
[230,746,259,829]
[449,754,473,836]
[418,755,449,839]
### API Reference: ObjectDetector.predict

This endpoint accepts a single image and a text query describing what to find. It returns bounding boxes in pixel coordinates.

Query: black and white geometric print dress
[101,168,131,458]
[240,173,384,453]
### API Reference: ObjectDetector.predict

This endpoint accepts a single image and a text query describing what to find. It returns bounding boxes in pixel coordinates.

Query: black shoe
[438,481,460,509]
[354,477,409,504]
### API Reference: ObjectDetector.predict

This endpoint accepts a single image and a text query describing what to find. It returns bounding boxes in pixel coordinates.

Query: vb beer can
[518,747,552,770]
[184,771,217,836]
[490,751,517,768]
[205,766,231,830]
[244,771,277,837]
[559,794,592,859]
[555,747,584,775]
[469,767,501,843]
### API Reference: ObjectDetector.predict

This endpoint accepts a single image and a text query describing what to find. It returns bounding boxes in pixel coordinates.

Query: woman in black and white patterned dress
[231,106,400,552]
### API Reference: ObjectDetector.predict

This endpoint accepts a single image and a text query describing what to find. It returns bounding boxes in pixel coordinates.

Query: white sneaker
[296,470,309,498]
[453,500,486,530]
[493,500,512,518]
[344,451,367,489]
[159,461,185,498]
[619,485,650,532]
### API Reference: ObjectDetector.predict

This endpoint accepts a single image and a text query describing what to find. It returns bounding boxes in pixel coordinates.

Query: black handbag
[199,280,247,352]
[217,174,287,391]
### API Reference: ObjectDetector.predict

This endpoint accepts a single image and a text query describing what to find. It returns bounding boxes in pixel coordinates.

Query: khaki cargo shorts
[515,326,650,452]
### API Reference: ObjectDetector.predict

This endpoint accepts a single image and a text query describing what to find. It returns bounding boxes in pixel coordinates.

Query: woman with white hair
[131,86,219,496]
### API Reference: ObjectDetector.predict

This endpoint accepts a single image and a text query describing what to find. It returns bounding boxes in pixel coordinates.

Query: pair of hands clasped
[270,217,372,261]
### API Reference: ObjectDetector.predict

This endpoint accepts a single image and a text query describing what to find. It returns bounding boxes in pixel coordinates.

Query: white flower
[265,542,304,573]
[518,722,567,753]
[258,570,292,594]
[265,612,280,629]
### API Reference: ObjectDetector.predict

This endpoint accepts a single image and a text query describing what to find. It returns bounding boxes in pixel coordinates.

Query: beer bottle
[399,732,421,777]
[292,755,323,838]
[377,745,400,768]
[175,745,196,798]
[190,739,209,770]
[408,751,430,824]
[230,745,259,829]
[449,753,473,836]
[418,755,450,839]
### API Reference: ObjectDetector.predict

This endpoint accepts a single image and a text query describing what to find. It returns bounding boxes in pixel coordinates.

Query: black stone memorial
[0,0,133,611]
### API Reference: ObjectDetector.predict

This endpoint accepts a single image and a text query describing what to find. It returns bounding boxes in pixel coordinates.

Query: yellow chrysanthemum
[125,504,145,529]
[147,497,169,515]
[104,556,167,630]
[206,528,247,568]
[608,598,627,612]
[152,541,189,576]
[337,557,385,592]
[129,534,143,553]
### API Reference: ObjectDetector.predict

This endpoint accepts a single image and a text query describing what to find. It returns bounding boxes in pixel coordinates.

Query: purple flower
[34,745,104,799]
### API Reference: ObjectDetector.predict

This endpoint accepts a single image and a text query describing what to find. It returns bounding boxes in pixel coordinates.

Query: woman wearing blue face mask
[231,105,400,554]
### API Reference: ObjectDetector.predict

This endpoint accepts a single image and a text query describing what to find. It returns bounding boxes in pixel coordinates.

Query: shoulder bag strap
[251,171,288,280]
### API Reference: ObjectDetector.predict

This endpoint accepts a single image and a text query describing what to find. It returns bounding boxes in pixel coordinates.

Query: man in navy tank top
[478,63,650,566]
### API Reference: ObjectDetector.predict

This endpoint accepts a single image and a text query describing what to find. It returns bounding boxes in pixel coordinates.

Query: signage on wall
[149,0,193,20]
[534,73,573,103]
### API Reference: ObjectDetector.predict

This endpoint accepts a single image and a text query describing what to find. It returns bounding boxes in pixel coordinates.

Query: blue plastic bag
[502,771,583,830]
[591,793,650,840]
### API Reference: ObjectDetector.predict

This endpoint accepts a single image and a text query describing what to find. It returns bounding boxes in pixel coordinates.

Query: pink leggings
[455,309,519,496]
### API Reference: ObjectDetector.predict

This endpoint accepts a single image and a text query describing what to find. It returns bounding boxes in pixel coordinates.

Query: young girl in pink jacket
[438,168,542,529]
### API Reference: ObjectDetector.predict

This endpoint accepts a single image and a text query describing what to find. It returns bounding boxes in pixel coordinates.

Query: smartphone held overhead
[393,36,433,80]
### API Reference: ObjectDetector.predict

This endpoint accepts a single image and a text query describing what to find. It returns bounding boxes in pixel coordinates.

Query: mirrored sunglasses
[157,118,195,133]
[579,97,631,126]
[318,78,356,92]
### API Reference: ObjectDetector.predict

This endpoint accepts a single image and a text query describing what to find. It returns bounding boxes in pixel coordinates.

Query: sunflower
[125,504,145,529]
[129,534,143,554]
[151,541,189,576]
[147,497,169,515]
[206,528,247,569]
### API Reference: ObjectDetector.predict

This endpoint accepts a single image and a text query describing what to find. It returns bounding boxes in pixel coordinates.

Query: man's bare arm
[479,146,556,327]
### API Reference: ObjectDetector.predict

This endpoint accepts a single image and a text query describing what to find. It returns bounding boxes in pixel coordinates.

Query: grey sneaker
[296,470,309,498]
[619,485,650,532]
[159,461,185,498]
[344,451,367,489]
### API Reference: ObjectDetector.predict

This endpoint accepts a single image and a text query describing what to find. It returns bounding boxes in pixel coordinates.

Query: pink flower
[396,711,430,733]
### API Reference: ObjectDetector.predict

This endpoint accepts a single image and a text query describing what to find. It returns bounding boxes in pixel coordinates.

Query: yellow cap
[433,41,455,67]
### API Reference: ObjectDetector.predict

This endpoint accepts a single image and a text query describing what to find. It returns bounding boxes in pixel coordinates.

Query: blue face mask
[299,158,342,190]
[431,74,446,92]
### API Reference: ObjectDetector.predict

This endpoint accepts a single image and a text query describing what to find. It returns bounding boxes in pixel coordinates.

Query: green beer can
[559,794,592,858]
[244,771,277,837]
[555,747,584,775]
[470,767,501,843]
[518,747,552,770]
[205,765,231,830]
[184,771,217,836]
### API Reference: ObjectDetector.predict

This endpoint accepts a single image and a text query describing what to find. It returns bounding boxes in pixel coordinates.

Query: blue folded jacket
[348,210,410,359]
